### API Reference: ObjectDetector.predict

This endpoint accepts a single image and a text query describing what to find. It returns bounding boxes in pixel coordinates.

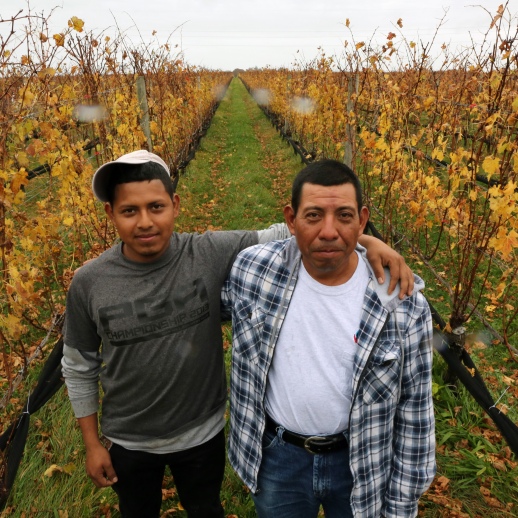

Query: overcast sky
[7,1,518,70]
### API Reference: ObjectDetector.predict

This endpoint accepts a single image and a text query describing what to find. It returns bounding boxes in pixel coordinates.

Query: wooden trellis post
[344,73,358,168]
[136,75,153,151]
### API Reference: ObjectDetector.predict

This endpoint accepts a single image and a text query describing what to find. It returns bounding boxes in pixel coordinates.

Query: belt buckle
[303,435,333,454]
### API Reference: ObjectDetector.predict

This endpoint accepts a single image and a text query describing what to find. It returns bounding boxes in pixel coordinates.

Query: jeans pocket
[262,428,280,451]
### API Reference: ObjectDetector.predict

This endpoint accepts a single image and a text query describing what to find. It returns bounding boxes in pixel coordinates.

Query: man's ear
[172,193,180,218]
[359,206,370,235]
[105,202,114,221]
[283,205,296,235]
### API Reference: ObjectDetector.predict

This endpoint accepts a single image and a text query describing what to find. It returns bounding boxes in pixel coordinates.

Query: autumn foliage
[0,10,231,398]
[240,4,518,354]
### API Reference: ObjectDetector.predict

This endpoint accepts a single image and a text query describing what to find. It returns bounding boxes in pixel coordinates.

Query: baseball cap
[92,150,170,202]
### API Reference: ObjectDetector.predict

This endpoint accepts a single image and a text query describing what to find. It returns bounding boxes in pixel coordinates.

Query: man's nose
[319,215,339,240]
[137,210,153,228]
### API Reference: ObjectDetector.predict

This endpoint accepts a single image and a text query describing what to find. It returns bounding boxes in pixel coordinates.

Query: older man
[222,159,435,517]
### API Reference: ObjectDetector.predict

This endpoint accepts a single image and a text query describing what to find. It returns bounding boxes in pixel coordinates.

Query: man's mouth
[136,234,158,241]
[313,248,341,256]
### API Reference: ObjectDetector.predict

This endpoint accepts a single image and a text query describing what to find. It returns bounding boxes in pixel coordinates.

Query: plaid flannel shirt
[221,237,436,518]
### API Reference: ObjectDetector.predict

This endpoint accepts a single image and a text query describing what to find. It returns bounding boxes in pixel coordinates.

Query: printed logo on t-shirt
[98,278,209,346]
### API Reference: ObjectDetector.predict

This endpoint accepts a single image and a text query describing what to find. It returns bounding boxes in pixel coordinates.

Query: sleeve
[256,223,292,243]
[61,344,102,418]
[63,273,102,352]
[382,297,436,518]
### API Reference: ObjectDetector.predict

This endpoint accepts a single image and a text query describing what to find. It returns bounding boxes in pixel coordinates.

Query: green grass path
[177,77,302,233]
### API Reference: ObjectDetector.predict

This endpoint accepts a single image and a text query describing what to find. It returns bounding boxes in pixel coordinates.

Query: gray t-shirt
[64,230,257,443]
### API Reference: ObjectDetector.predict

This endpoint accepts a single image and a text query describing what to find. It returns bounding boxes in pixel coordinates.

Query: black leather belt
[265,414,348,455]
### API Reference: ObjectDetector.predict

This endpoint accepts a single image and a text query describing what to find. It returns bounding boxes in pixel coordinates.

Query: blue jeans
[252,427,354,518]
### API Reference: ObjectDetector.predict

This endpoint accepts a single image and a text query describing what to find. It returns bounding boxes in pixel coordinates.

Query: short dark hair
[291,159,363,214]
[105,161,174,205]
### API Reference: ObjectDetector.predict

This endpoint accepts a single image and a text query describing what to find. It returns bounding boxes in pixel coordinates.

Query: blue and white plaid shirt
[221,237,436,518]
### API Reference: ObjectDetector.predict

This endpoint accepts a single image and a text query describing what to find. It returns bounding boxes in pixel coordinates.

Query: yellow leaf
[355,42,365,50]
[4,313,22,339]
[20,236,35,252]
[16,152,29,168]
[498,229,518,260]
[14,189,26,204]
[63,216,74,226]
[423,96,435,108]
[44,464,63,477]
[482,156,500,179]
[62,462,76,475]
[53,33,65,47]
[19,87,35,106]
[68,16,84,32]
[431,147,444,161]
[117,123,129,137]
[38,67,56,78]
[11,169,29,195]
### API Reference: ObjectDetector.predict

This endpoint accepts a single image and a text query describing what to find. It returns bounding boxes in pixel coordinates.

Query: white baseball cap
[92,150,170,202]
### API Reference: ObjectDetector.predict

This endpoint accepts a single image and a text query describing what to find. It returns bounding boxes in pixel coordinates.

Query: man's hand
[358,234,414,299]
[78,413,118,488]
[85,442,118,488]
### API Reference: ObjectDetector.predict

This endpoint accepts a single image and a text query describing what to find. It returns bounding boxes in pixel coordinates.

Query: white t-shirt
[265,251,369,435]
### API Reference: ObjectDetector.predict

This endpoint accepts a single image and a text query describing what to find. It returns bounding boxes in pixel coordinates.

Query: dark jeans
[109,429,225,518]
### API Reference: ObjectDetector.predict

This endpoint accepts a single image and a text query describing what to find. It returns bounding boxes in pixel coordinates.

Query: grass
[2,77,518,517]
[176,77,300,233]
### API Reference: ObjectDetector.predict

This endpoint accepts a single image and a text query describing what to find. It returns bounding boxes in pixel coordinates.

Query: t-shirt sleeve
[63,272,102,352]
[257,223,291,243]
[202,230,258,278]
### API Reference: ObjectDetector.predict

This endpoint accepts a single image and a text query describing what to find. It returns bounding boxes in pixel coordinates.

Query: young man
[222,159,436,517]
[62,151,416,517]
